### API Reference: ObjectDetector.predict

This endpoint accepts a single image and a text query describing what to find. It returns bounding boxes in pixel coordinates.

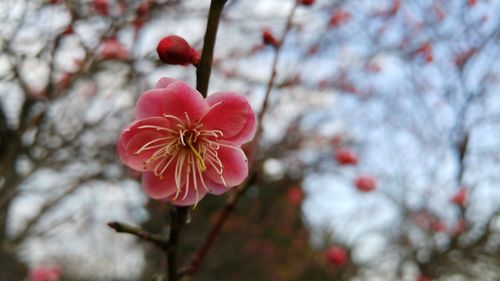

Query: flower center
[135,112,227,203]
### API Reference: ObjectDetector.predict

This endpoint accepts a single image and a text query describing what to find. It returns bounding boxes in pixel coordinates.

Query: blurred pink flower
[334,148,358,165]
[451,187,468,207]
[92,0,109,15]
[329,10,351,28]
[29,267,60,281]
[262,29,280,48]
[117,78,256,206]
[99,37,129,60]
[354,175,376,192]
[325,246,348,267]
[287,186,304,205]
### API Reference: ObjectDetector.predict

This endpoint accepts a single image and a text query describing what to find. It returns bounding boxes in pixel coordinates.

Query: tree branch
[108,222,169,250]
[180,3,299,277]
[166,206,189,281]
[196,0,228,97]
[180,172,257,276]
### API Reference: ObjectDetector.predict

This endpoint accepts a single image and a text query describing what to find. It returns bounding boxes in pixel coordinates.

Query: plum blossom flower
[117,78,256,206]
[29,267,60,281]
[325,246,348,267]
[354,175,376,192]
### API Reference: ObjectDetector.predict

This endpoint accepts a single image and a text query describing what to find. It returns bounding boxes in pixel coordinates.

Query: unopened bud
[156,35,200,66]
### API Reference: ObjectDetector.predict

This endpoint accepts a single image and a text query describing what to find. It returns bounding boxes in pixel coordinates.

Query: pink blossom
[99,37,129,60]
[325,246,348,267]
[334,148,358,165]
[329,10,351,28]
[92,0,109,16]
[354,175,376,192]
[117,78,256,206]
[287,186,304,205]
[29,267,60,281]
[451,187,468,207]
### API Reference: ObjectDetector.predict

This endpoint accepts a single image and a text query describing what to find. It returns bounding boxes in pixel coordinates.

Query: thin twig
[9,173,104,246]
[108,221,169,250]
[180,172,257,275]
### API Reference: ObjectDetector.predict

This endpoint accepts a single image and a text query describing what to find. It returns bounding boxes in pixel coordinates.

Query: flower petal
[135,80,209,121]
[204,177,229,195]
[142,172,178,199]
[204,144,249,188]
[163,186,208,206]
[202,92,256,144]
[155,77,176,89]
[116,117,173,171]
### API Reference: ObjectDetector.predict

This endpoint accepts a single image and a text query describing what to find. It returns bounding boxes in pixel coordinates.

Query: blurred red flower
[29,267,60,281]
[325,246,348,267]
[335,149,358,165]
[262,29,280,48]
[354,175,376,192]
[329,10,351,28]
[287,186,304,205]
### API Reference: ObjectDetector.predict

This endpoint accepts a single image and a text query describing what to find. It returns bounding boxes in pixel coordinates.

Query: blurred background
[1,0,499,280]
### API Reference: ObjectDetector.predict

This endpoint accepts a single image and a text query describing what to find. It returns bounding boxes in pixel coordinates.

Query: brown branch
[196,0,228,97]
[250,2,298,157]
[180,172,257,276]
[166,206,189,281]
[108,222,169,250]
[180,2,298,277]
[161,1,230,280]
[9,173,103,246]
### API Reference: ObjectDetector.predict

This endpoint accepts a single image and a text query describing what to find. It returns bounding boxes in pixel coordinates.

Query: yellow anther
[187,141,206,172]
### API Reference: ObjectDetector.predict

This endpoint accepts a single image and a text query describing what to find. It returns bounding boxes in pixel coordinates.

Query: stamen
[196,155,210,192]
[138,125,177,134]
[135,137,171,154]
[184,112,191,127]
[187,141,206,172]
[153,158,167,177]
[158,155,176,176]
[173,151,186,199]
[217,142,248,161]
[198,101,225,121]
[179,129,186,146]
[162,114,184,124]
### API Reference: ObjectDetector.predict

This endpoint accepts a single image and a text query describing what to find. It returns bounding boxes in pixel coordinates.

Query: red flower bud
[451,188,468,207]
[156,35,200,66]
[467,0,477,6]
[62,25,73,35]
[417,275,432,281]
[329,10,351,28]
[354,175,376,192]
[92,0,109,16]
[287,186,304,205]
[325,246,348,267]
[430,220,446,233]
[335,149,358,165]
[415,42,433,63]
[100,37,129,60]
[300,0,315,6]
[262,29,280,48]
